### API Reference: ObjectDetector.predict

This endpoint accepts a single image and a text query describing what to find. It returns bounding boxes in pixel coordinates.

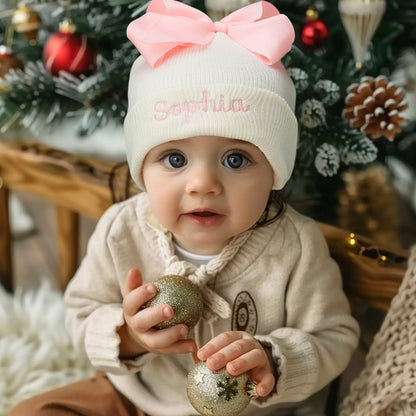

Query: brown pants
[8,372,145,416]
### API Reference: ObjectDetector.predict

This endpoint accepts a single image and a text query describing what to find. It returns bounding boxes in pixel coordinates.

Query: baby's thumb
[124,268,143,294]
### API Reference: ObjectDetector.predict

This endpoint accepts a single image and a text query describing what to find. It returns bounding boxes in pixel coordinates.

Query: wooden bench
[0,140,138,292]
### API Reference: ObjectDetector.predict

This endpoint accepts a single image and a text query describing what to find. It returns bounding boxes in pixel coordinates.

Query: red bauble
[43,27,96,76]
[300,19,329,50]
[0,45,23,77]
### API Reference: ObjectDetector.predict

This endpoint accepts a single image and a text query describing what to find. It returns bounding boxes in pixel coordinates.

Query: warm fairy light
[348,233,356,246]
[345,232,406,267]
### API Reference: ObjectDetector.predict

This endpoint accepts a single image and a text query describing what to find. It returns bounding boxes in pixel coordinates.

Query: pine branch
[0,60,80,133]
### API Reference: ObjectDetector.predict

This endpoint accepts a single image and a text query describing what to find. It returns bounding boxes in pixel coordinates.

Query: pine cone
[343,75,408,141]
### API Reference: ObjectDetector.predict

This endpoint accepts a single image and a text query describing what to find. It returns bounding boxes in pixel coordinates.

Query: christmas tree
[0,0,415,222]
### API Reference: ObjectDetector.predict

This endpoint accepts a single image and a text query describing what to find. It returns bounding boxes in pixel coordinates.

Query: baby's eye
[163,152,187,169]
[223,152,250,169]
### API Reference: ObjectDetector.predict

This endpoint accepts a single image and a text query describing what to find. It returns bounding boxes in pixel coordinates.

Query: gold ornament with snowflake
[343,75,408,141]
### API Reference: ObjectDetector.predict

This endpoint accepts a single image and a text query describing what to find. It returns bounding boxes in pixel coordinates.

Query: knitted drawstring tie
[155,228,252,320]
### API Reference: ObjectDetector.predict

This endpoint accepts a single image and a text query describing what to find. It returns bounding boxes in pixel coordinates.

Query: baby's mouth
[191,211,217,217]
[185,210,224,226]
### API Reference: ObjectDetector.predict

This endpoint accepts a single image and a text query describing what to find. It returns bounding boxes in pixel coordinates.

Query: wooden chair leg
[56,206,79,291]
[0,182,13,292]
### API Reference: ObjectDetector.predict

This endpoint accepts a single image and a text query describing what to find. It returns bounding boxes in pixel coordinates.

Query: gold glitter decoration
[187,361,256,416]
[144,275,203,330]
[12,3,41,45]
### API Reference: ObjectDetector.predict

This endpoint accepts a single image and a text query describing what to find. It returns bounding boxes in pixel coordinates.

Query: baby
[10,1,359,415]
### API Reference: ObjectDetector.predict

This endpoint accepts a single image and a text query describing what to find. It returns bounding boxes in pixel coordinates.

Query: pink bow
[127,0,295,68]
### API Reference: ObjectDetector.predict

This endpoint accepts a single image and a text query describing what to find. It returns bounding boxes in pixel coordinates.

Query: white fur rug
[9,194,36,239]
[0,282,94,416]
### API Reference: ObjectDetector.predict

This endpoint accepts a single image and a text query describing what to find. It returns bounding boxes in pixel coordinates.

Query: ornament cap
[59,18,77,34]
[15,2,33,14]
[246,379,258,398]
[305,6,319,21]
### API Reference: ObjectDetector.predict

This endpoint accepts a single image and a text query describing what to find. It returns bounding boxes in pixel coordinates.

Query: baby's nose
[185,167,222,195]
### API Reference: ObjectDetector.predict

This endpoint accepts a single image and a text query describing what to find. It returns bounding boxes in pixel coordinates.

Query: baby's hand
[197,331,275,397]
[119,268,197,358]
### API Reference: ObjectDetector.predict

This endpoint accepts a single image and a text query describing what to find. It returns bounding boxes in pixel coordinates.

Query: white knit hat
[124,2,298,190]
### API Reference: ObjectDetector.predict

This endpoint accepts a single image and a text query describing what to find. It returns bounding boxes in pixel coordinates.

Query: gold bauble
[12,2,41,45]
[187,361,256,416]
[144,275,203,330]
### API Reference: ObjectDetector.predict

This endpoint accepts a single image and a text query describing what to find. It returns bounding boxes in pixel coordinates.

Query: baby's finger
[206,339,254,371]
[124,268,142,294]
[249,368,275,397]
[129,303,174,331]
[198,331,242,361]
[123,283,157,317]
[226,348,264,376]
[141,324,191,350]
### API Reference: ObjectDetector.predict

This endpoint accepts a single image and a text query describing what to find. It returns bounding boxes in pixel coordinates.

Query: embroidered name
[154,91,251,123]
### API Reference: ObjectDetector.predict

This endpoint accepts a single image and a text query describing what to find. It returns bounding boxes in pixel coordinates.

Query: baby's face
[142,135,274,255]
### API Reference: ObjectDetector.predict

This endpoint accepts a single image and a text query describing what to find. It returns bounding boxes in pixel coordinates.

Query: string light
[348,233,357,246]
[346,232,406,267]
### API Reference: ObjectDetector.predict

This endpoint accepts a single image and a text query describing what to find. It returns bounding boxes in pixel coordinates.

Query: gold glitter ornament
[187,361,257,416]
[144,275,203,330]
[11,3,41,45]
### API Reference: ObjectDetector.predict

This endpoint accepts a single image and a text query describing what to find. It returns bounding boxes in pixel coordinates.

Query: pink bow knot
[127,0,295,68]
[214,21,228,34]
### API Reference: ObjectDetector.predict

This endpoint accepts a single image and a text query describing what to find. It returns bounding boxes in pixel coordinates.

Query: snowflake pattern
[202,406,214,416]
[194,370,205,386]
[217,376,239,401]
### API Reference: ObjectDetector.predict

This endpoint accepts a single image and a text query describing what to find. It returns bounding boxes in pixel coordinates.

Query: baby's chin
[173,236,228,256]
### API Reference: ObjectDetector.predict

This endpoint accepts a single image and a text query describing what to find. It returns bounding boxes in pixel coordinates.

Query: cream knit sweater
[64,193,359,416]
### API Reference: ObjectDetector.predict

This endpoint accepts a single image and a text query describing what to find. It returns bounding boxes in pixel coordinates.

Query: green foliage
[276,0,416,217]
